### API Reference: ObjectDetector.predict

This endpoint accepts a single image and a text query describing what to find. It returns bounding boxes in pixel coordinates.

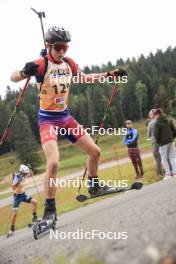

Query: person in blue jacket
[124,120,144,181]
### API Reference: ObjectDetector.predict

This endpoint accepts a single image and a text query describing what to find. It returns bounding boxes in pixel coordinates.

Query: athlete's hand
[107,68,128,78]
[22,62,39,76]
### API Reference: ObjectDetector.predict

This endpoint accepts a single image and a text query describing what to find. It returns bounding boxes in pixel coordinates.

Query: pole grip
[31,7,46,49]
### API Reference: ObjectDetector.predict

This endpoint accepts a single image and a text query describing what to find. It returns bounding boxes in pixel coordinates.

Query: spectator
[154,109,176,180]
[147,109,164,178]
[124,120,144,181]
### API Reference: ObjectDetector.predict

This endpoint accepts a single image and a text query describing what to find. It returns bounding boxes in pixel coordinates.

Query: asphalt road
[0,179,176,264]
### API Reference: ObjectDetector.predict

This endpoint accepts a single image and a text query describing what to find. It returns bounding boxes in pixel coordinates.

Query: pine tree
[12,111,41,171]
[135,80,147,119]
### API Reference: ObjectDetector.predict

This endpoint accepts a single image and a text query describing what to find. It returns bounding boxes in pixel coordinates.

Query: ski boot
[88,176,108,195]
[43,200,57,222]
[32,212,38,223]
[7,225,14,238]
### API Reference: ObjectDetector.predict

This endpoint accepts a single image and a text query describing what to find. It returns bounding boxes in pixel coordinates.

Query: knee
[47,160,59,175]
[90,147,101,158]
[12,209,18,216]
[31,199,37,205]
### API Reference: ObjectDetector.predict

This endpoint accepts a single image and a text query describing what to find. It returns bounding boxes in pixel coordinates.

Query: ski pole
[27,164,44,209]
[1,9,46,146]
[0,78,30,145]
[77,83,120,194]
[31,8,46,49]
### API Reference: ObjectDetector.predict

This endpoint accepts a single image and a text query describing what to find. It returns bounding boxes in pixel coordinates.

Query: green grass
[0,154,20,181]
[29,254,105,264]
[0,182,9,191]
[0,156,157,235]
[54,255,105,264]
[0,192,12,200]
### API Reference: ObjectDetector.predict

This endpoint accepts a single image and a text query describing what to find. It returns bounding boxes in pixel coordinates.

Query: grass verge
[0,156,156,235]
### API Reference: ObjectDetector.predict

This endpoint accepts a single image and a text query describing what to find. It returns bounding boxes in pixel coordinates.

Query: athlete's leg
[76,133,101,177]
[42,140,59,199]
[8,209,18,234]
[39,122,59,220]
[9,195,20,233]
[30,198,37,213]
[30,198,38,221]
[11,210,17,227]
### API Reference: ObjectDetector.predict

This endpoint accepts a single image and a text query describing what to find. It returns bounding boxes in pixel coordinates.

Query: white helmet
[19,164,30,174]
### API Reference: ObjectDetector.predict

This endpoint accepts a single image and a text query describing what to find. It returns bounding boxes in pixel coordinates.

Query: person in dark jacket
[124,120,144,181]
[154,109,176,180]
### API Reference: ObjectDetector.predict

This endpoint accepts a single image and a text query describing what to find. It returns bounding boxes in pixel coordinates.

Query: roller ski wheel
[32,216,57,240]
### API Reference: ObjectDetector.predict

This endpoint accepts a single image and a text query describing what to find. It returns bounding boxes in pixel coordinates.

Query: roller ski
[76,177,143,202]
[31,200,57,240]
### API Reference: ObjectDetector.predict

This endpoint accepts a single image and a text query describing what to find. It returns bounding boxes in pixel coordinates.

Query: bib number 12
[41,83,70,95]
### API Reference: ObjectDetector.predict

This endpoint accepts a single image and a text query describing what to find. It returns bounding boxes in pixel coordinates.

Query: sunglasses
[53,44,69,52]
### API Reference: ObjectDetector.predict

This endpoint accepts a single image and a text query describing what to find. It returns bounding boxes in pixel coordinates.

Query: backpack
[167,116,176,138]
[39,56,48,93]
[39,56,74,92]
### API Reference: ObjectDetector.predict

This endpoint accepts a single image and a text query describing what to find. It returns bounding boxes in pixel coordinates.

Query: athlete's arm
[11,71,27,82]
[66,57,127,84]
[76,69,127,84]
[11,62,39,82]
[12,175,22,188]
[77,72,108,83]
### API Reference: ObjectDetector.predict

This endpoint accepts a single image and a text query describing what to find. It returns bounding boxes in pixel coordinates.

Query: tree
[154,85,168,111]
[135,80,147,119]
[86,86,95,126]
[0,101,12,154]
[11,111,41,171]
